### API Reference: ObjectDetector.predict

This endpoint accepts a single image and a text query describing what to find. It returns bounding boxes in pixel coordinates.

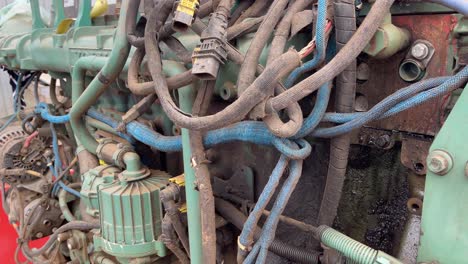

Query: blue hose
[428,0,468,16]
[314,67,468,138]
[244,159,304,264]
[322,77,449,123]
[238,155,290,249]
[35,102,70,124]
[88,109,311,159]
[293,82,331,138]
[57,181,81,198]
[50,123,81,198]
[284,0,328,88]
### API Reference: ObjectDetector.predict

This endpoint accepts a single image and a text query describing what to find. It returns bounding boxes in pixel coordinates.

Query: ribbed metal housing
[96,172,169,258]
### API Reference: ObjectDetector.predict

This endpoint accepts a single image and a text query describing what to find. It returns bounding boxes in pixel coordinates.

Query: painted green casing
[94,171,169,259]
[418,84,468,263]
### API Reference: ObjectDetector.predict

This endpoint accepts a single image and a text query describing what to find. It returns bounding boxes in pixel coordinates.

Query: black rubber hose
[236,0,290,96]
[317,0,357,227]
[268,0,395,111]
[22,221,100,258]
[160,214,190,264]
[160,185,191,256]
[146,1,301,133]
[127,48,195,95]
[267,0,313,65]
[190,81,217,264]
[234,0,272,25]
[215,198,320,263]
[126,0,144,48]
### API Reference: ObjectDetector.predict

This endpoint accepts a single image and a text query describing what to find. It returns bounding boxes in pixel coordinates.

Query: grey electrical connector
[192,11,228,80]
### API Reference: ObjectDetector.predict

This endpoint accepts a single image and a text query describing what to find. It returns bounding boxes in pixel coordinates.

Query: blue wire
[284,0,328,88]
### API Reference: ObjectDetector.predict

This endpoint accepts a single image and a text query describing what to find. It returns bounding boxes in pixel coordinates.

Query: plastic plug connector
[192,11,228,80]
[172,0,199,32]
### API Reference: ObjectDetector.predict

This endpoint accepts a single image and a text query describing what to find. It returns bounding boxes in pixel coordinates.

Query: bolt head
[36,232,43,238]
[411,43,429,60]
[427,150,453,175]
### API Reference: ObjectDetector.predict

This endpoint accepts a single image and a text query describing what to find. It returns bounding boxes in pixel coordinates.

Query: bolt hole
[414,162,424,172]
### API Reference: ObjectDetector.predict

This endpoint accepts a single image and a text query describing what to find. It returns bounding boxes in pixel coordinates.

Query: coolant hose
[427,0,468,16]
[313,66,468,138]
[268,0,395,112]
[317,0,357,228]
[69,0,132,154]
[215,198,321,263]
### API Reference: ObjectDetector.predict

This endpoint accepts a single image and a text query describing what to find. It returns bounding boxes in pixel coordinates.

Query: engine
[0,0,466,263]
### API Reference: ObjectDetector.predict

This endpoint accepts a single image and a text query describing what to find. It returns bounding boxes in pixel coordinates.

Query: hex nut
[427,150,453,175]
[411,43,429,60]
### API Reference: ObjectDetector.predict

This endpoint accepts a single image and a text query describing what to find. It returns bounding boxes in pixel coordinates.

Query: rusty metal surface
[400,136,432,175]
[358,14,458,136]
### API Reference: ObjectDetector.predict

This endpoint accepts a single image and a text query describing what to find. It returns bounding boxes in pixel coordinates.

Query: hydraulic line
[236,0,290,95]
[317,0,357,229]
[268,0,395,112]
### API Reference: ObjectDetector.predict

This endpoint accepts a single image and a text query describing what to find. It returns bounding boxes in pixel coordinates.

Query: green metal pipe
[69,0,131,154]
[30,0,46,30]
[52,0,66,28]
[122,152,142,172]
[76,0,92,27]
[170,60,203,264]
[85,116,126,139]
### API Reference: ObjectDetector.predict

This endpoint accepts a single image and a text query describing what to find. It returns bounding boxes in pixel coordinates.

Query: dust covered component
[0,0,466,264]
